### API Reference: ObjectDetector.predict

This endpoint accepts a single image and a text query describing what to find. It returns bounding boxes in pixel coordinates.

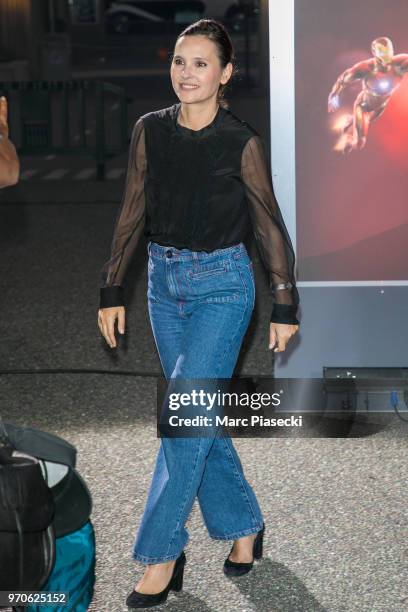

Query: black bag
[1,422,92,538]
[0,421,94,612]
[0,445,56,593]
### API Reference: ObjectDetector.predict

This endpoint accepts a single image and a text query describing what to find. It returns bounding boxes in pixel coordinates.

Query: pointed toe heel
[126,550,186,609]
[223,523,265,577]
[170,563,184,592]
[253,523,264,560]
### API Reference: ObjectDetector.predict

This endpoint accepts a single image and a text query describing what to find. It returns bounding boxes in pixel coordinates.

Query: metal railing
[0,80,128,180]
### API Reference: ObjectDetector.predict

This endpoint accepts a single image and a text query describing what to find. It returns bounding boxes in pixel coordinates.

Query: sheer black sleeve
[241,134,300,325]
[99,118,146,309]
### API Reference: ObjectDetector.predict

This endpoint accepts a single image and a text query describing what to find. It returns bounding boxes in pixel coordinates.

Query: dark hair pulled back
[174,18,237,109]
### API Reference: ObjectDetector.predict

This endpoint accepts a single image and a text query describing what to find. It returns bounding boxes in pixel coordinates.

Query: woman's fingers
[272,328,287,353]
[269,323,299,353]
[274,334,286,353]
[98,307,124,348]
[268,325,277,350]
[100,313,112,347]
[117,307,126,334]
[107,312,118,347]
[0,96,7,119]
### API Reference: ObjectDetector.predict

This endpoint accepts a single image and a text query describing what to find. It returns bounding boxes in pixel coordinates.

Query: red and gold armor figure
[328,37,408,154]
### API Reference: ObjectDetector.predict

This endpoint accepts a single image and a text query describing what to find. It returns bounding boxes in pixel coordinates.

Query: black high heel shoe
[126,550,186,609]
[223,523,265,577]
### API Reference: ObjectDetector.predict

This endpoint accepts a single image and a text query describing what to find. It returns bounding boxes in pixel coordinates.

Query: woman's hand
[269,322,299,353]
[98,306,125,348]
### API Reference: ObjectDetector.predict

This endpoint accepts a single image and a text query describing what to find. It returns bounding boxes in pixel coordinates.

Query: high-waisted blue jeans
[132,240,264,564]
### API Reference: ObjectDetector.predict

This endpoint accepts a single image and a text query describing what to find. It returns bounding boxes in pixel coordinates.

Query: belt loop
[192,250,198,271]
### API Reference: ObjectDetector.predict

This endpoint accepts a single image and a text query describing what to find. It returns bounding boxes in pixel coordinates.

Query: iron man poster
[294,0,408,282]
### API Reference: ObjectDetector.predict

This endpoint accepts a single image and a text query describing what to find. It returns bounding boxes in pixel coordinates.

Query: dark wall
[0,0,48,77]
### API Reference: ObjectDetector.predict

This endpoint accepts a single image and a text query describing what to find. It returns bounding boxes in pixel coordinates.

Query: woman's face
[170,34,232,105]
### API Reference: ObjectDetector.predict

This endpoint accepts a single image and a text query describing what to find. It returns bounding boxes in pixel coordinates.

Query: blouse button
[165,250,173,258]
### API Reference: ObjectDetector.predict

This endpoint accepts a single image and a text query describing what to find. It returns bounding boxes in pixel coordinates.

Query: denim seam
[164,438,203,558]
[174,260,188,318]
[166,258,177,299]
[148,242,245,261]
[147,257,162,303]
[246,263,256,310]
[133,549,184,564]
[216,264,249,368]
[208,524,264,541]
[220,437,260,526]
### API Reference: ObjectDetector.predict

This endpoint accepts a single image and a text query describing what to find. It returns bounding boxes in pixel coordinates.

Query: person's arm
[0,96,19,188]
[328,60,370,112]
[99,117,147,309]
[241,134,300,326]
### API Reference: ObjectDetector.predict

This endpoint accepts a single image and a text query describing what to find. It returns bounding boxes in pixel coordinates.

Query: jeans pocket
[188,260,230,280]
[187,261,242,303]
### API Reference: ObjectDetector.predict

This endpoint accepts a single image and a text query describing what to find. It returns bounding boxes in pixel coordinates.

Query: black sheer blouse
[99,102,300,325]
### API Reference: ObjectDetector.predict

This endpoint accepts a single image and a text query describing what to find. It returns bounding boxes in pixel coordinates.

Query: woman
[98,18,299,609]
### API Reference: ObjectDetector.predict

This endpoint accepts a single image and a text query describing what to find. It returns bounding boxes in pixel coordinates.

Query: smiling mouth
[180,83,200,89]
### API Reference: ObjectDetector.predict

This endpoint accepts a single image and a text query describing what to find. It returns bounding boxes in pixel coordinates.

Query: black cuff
[270,303,299,325]
[99,286,125,309]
